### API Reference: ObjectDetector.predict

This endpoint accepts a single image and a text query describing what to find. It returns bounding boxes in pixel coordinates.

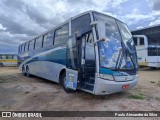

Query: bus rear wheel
[61,72,74,93]
[0,63,3,67]
[26,66,31,77]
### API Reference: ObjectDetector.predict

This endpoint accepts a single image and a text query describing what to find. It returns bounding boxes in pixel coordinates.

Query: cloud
[0,0,159,53]
[149,17,160,26]
[1,0,128,53]
[148,0,160,11]
[122,8,154,26]
[136,26,144,29]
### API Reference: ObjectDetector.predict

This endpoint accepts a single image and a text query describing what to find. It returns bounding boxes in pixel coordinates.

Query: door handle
[81,59,85,65]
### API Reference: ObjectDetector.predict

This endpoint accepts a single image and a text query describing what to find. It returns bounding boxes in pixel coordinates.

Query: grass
[150,80,160,87]
[157,81,160,87]
[0,76,6,83]
[128,93,145,100]
[156,97,160,101]
[0,80,5,83]
[150,81,156,83]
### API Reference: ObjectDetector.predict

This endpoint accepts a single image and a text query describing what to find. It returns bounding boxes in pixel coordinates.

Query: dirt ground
[0,67,160,119]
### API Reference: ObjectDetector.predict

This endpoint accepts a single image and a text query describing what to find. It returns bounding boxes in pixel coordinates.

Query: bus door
[79,31,96,91]
[66,31,96,91]
[66,36,80,90]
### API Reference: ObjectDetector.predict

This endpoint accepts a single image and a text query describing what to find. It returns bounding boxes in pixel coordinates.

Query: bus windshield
[93,12,137,70]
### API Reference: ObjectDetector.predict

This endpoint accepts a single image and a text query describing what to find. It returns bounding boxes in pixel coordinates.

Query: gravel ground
[0,67,160,120]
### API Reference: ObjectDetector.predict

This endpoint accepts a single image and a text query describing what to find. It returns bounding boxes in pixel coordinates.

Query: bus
[0,54,18,67]
[18,11,138,95]
[133,35,160,68]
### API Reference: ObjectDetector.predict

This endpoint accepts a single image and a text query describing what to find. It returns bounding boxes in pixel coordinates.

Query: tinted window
[133,37,137,46]
[25,42,29,52]
[148,48,157,56]
[29,40,35,51]
[35,37,43,49]
[43,35,48,47]
[20,46,22,53]
[54,29,61,45]
[0,55,2,59]
[18,46,21,53]
[140,37,144,45]
[43,31,54,47]
[22,44,25,52]
[6,55,13,59]
[71,14,91,35]
[2,55,6,59]
[61,24,69,44]
[54,23,69,45]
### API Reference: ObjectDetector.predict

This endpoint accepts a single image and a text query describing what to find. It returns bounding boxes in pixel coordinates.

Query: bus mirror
[75,33,81,40]
[94,37,106,45]
[90,21,97,26]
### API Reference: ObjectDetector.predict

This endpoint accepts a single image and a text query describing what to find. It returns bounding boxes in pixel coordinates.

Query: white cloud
[136,26,144,29]
[0,0,159,53]
[122,8,154,25]
[149,17,160,26]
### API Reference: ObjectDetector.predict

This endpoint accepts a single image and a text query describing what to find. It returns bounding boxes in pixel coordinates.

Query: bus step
[84,81,94,86]
[81,88,93,93]
[82,84,94,91]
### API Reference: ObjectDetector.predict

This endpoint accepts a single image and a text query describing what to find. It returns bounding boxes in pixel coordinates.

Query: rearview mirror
[94,38,106,44]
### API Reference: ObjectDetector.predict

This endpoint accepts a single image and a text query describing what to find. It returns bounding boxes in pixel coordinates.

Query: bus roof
[19,10,126,46]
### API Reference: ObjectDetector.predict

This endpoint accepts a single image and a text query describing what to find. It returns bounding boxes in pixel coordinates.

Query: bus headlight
[99,74,114,81]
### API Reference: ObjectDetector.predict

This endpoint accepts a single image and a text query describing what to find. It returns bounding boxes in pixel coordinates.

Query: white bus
[133,35,160,68]
[0,54,18,67]
[18,11,138,95]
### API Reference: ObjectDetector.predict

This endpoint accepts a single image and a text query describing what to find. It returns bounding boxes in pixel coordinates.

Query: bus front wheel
[22,66,26,76]
[61,72,74,93]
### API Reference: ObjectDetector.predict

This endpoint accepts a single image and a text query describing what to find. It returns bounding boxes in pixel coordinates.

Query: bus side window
[19,46,22,53]
[43,30,54,48]
[47,30,54,46]
[60,23,69,44]
[133,37,137,46]
[7,55,13,59]
[29,40,35,51]
[21,44,25,53]
[43,34,48,47]
[35,37,43,49]
[25,42,29,52]
[54,23,69,45]
[2,55,6,59]
[18,46,21,53]
[140,37,144,45]
[54,28,62,45]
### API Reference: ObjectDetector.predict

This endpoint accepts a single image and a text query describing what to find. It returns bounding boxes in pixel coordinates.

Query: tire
[61,72,74,93]
[26,65,31,77]
[0,63,3,67]
[150,67,156,70]
[22,65,26,76]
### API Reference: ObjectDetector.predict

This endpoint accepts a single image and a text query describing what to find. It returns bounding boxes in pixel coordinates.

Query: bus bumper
[94,77,138,95]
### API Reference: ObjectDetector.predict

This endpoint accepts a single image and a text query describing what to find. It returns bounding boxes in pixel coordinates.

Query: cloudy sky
[0,0,160,53]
